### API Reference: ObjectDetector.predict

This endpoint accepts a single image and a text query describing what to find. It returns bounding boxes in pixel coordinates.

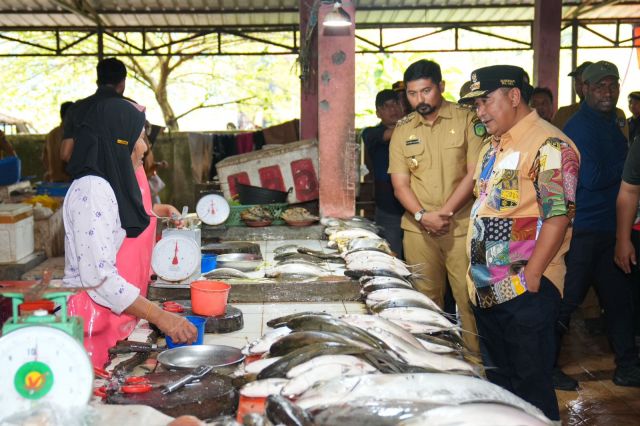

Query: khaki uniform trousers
[403,229,479,353]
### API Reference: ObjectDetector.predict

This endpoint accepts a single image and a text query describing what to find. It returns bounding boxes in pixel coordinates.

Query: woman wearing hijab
[63,97,196,367]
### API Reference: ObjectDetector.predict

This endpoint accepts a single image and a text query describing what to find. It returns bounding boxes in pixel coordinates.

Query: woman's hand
[157,311,198,344]
[153,204,184,228]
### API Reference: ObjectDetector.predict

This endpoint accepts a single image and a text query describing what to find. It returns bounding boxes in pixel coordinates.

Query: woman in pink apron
[64,99,195,368]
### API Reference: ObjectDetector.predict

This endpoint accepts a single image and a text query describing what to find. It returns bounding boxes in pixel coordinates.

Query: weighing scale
[152,197,230,287]
[0,276,93,420]
[196,193,230,226]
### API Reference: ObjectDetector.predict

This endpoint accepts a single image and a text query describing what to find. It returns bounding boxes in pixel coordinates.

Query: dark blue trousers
[556,230,637,367]
[474,277,560,421]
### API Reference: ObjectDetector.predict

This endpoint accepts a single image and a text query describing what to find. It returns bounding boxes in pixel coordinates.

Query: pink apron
[68,167,157,368]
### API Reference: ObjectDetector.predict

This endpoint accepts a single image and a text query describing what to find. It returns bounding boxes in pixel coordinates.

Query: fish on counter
[265,394,314,426]
[281,362,378,398]
[203,267,253,280]
[264,263,332,280]
[240,378,289,398]
[294,373,550,424]
[243,326,292,355]
[398,402,552,426]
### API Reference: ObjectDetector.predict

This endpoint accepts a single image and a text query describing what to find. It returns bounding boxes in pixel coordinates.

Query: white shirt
[63,175,140,314]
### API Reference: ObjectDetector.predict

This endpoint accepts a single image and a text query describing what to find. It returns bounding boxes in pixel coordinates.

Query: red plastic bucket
[190,280,231,316]
[236,394,267,423]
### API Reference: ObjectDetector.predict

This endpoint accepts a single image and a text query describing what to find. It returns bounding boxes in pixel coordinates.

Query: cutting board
[171,300,244,334]
[107,371,238,419]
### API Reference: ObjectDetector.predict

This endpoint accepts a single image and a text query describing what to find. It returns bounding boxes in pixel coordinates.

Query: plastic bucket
[165,315,206,348]
[190,280,231,316]
[236,394,267,423]
[201,254,217,273]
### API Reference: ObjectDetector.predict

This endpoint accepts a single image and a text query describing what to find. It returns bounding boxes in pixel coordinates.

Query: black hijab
[67,97,149,237]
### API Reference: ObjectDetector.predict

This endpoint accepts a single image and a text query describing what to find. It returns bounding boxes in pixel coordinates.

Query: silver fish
[295,373,549,423]
[365,288,444,314]
[281,363,377,398]
[310,399,444,426]
[245,356,283,375]
[203,267,251,279]
[273,244,300,256]
[240,378,289,398]
[398,402,552,426]
[243,326,292,355]
[340,314,425,351]
[265,263,331,279]
[377,307,457,331]
[286,355,374,378]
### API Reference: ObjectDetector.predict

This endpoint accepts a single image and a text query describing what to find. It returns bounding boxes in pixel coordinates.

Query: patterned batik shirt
[470,137,579,308]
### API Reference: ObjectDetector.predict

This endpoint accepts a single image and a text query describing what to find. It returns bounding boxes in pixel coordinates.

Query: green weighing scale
[0,275,93,420]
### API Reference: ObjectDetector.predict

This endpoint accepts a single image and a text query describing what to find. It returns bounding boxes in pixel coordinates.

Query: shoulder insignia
[473,120,487,137]
[396,112,417,128]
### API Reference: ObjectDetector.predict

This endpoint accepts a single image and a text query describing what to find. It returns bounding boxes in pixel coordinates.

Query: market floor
[556,314,640,425]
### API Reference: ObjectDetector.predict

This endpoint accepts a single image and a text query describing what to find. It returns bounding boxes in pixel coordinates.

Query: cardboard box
[216,139,319,204]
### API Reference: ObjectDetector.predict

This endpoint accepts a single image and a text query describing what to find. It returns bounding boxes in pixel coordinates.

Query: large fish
[257,342,371,379]
[281,363,377,398]
[297,247,343,260]
[310,399,444,426]
[365,288,444,314]
[377,307,459,331]
[240,378,289,398]
[243,326,292,355]
[265,263,331,280]
[269,331,373,356]
[295,373,549,423]
[266,311,333,329]
[340,314,425,351]
[265,395,314,426]
[286,355,375,378]
[203,267,251,279]
[244,356,283,375]
[285,315,389,351]
[398,402,551,426]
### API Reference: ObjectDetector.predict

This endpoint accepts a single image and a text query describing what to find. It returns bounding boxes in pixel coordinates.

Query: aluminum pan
[157,344,245,371]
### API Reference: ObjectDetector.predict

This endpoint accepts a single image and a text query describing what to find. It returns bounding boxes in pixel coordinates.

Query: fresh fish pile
[231,217,551,426]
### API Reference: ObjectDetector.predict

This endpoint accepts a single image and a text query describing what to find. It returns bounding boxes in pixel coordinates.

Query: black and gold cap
[458,65,531,104]
[629,91,640,101]
[582,61,619,84]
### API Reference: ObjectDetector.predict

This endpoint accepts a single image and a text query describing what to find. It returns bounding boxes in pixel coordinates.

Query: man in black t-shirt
[60,58,127,164]
[615,139,640,338]
[361,89,405,258]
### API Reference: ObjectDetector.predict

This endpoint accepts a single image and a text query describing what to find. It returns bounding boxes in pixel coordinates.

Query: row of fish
[236,310,550,425]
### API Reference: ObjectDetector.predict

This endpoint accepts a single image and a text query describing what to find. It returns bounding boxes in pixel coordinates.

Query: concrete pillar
[299,0,318,140]
[317,1,356,218]
[532,0,561,110]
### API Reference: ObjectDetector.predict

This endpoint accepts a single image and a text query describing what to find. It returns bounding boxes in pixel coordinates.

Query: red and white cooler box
[216,139,319,204]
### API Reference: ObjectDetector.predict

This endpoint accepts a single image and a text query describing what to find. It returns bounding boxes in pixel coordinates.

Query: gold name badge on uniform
[116,139,129,146]
[409,157,419,170]
[405,135,420,146]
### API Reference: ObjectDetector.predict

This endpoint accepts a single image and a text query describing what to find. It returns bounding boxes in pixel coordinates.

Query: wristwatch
[414,208,426,222]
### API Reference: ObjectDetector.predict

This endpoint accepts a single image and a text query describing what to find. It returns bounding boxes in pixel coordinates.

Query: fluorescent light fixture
[323,1,351,27]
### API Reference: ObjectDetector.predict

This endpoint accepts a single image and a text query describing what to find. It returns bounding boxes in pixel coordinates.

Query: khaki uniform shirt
[388,100,485,236]
[552,103,629,140]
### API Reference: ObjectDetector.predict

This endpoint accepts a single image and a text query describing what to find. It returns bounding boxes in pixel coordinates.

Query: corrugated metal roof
[0,1,638,30]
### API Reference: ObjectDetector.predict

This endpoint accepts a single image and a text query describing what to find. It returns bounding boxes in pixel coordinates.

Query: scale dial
[196,194,230,225]
[0,326,93,418]
[152,234,200,282]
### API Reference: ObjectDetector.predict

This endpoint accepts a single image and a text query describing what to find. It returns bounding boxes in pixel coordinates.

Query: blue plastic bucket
[165,315,206,348]
[201,254,217,273]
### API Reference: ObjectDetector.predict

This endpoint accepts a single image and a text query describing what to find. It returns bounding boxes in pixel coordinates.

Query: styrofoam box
[216,139,319,204]
[0,203,35,263]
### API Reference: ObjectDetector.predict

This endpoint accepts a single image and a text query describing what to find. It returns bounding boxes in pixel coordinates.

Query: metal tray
[215,253,263,271]
[157,345,245,371]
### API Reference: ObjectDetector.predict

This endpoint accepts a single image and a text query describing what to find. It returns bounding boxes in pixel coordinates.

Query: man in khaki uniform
[389,59,484,352]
